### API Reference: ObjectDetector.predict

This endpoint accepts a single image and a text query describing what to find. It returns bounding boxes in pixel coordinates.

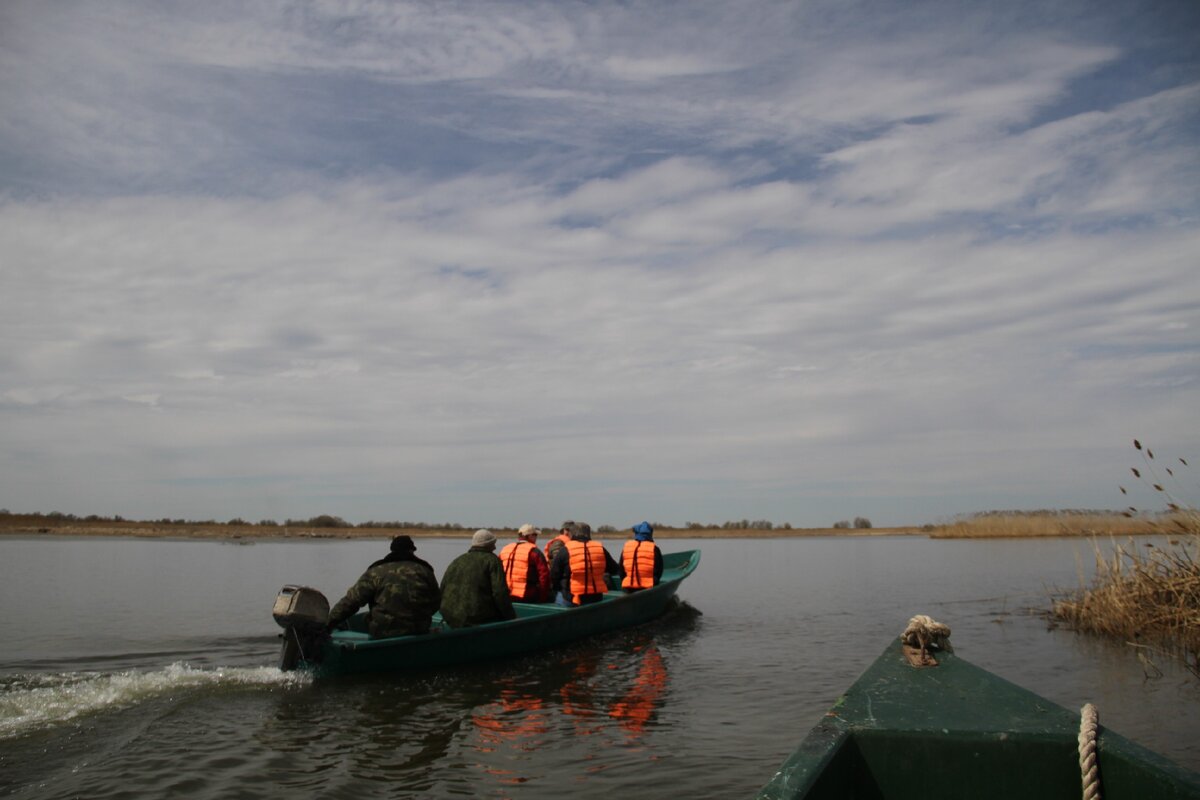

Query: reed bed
[1050,440,1200,675]
[933,510,1172,538]
[1052,534,1200,676]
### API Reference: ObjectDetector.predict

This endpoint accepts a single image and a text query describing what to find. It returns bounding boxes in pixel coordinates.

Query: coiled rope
[1078,703,1102,800]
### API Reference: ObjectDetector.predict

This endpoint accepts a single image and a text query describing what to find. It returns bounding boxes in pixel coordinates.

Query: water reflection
[473,686,551,751]
[467,633,676,742]
[557,647,606,737]
[247,605,697,797]
[465,631,675,792]
[609,644,668,738]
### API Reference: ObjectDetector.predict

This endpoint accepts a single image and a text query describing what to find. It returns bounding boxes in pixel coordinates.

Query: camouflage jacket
[327,559,441,638]
[545,533,570,565]
[438,548,516,628]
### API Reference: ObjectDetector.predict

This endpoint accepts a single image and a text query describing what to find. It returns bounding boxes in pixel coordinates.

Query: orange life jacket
[621,540,657,590]
[500,540,535,597]
[566,540,608,603]
[545,532,570,561]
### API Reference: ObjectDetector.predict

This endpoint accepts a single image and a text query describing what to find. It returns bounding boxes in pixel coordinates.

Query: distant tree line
[683,519,794,530]
[358,519,469,530]
[0,510,474,529]
[0,510,131,523]
[2,509,864,531]
[965,509,1123,518]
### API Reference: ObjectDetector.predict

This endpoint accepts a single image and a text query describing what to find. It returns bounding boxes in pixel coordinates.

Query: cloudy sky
[1,0,1197,529]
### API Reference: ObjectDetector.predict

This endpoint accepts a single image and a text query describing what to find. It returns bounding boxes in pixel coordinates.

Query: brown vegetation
[1052,535,1199,677]
[1050,440,1200,676]
[934,510,1179,538]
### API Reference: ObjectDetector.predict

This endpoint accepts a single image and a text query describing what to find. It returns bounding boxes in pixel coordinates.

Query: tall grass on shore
[1051,441,1200,677]
[934,510,1165,538]
[1052,535,1199,676]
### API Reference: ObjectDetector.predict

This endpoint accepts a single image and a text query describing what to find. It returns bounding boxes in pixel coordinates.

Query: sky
[1,0,1198,529]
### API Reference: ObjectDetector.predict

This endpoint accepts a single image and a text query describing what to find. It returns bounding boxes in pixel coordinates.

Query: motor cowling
[272,585,330,671]
[273,585,329,629]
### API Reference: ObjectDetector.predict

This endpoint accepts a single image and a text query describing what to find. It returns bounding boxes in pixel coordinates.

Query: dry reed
[1052,534,1200,676]
[934,510,1168,539]
[1050,440,1200,676]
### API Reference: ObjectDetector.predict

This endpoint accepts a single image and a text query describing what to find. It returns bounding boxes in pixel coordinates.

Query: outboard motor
[272,585,330,671]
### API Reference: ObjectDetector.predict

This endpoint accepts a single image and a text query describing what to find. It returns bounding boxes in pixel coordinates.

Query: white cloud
[603,55,741,82]
[0,0,1197,525]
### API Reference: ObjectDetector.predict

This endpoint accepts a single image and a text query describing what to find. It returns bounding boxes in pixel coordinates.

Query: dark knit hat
[390,535,416,553]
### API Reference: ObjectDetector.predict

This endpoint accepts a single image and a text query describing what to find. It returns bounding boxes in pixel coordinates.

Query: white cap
[517,523,540,537]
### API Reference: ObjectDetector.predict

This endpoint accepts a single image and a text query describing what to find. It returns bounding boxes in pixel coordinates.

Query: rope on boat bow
[1079,703,1102,800]
[899,614,1102,800]
[899,615,952,666]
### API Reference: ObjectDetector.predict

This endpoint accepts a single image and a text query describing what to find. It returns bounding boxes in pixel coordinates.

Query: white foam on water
[0,663,311,739]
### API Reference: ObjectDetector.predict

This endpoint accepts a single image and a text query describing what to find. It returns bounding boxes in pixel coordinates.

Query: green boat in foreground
[274,549,700,678]
[757,639,1200,800]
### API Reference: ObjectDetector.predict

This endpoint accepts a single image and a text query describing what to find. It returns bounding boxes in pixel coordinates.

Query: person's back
[440,530,517,628]
[353,560,442,636]
[500,524,551,602]
[549,524,619,605]
[544,520,574,564]
[327,536,440,638]
[620,521,663,592]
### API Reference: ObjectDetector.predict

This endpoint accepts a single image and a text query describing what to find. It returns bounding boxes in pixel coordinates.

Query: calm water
[1,535,1197,798]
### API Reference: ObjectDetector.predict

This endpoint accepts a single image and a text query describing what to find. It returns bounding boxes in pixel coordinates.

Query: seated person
[619,521,663,591]
[545,520,575,563]
[500,524,552,602]
[326,535,440,638]
[439,529,517,627]
[549,523,619,606]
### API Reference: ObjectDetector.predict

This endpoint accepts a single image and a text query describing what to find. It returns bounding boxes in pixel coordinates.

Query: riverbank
[0,511,1176,541]
[0,519,925,541]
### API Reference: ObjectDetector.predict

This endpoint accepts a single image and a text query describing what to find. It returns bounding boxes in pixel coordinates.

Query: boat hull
[757,640,1200,800]
[297,549,700,678]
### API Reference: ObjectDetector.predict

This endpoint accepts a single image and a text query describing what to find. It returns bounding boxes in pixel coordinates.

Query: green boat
[273,549,700,678]
[756,639,1200,799]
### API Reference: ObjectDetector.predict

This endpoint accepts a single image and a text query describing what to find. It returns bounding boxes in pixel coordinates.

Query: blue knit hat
[632,521,653,541]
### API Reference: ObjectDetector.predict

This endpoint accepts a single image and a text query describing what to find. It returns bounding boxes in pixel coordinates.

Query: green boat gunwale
[756,640,1200,800]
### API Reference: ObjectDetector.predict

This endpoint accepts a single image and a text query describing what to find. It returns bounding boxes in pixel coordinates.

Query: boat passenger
[619,521,663,592]
[439,529,517,628]
[326,535,441,638]
[544,520,575,564]
[549,523,620,606]
[499,524,552,603]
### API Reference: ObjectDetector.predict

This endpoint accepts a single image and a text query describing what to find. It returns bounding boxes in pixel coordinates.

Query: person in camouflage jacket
[438,529,516,628]
[327,535,441,638]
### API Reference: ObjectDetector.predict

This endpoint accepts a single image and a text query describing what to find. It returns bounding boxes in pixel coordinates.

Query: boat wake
[0,663,310,740]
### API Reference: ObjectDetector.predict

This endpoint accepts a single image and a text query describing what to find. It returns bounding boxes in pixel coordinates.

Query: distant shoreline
[0,522,924,541]
[0,518,1175,541]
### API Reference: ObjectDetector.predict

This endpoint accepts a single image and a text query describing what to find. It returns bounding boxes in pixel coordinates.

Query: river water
[1,535,1197,798]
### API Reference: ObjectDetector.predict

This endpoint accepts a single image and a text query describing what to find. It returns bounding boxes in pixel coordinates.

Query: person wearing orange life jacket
[619,521,663,592]
[544,520,574,564]
[499,524,552,603]
[549,523,619,606]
